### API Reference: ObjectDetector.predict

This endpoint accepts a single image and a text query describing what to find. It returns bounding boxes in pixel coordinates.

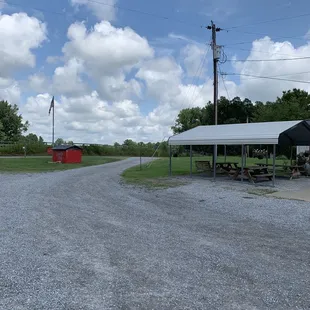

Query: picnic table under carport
[168,120,310,186]
[255,162,307,179]
[195,161,239,173]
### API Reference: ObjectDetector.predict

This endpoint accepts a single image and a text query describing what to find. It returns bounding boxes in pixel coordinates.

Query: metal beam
[273,144,276,187]
[241,145,244,182]
[213,145,217,181]
[190,145,193,178]
[169,145,172,176]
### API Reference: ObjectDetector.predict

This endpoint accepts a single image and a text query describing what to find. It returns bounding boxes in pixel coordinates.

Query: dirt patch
[123,177,188,189]
[247,188,278,196]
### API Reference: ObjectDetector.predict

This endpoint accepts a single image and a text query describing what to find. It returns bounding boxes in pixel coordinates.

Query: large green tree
[55,138,65,146]
[253,89,310,122]
[20,133,45,144]
[172,96,256,134]
[171,107,205,134]
[0,100,29,141]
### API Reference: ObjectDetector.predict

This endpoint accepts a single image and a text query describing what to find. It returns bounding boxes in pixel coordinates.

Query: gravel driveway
[0,158,309,310]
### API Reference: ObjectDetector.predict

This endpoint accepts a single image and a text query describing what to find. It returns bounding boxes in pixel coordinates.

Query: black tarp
[279,120,310,146]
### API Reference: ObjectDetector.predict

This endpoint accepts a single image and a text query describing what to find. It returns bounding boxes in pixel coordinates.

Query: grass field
[122,156,289,187]
[0,156,124,173]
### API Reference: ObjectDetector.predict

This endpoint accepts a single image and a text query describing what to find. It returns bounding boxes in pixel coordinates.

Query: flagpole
[52,102,55,146]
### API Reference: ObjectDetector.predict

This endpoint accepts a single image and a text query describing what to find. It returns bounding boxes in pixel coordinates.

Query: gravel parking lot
[0,158,310,310]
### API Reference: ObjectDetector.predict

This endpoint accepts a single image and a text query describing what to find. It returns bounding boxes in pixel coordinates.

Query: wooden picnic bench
[255,163,305,179]
[195,161,239,174]
[195,160,212,172]
[216,162,239,173]
[231,166,273,183]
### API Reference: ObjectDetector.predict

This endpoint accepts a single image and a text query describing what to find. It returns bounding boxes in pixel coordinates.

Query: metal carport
[168,120,310,186]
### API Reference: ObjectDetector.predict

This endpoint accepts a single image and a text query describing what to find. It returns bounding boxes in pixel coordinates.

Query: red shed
[52,145,82,164]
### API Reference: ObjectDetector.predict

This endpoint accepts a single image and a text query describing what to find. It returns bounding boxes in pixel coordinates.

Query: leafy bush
[276,155,288,160]
[0,143,47,155]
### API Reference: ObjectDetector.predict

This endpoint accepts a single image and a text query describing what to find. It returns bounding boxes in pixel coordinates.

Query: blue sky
[5,0,310,81]
[2,0,310,143]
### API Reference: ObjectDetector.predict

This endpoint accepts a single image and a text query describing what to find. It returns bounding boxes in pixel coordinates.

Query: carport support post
[190,145,193,178]
[290,146,293,166]
[272,144,276,187]
[169,145,172,177]
[241,145,244,182]
[224,145,227,162]
[213,145,217,181]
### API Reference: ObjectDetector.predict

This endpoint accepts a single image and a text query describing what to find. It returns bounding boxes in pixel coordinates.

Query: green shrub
[276,155,288,160]
[0,143,47,155]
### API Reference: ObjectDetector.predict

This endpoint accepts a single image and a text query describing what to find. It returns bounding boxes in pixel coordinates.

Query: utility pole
[207,21,221,126]
[207,21,222,175]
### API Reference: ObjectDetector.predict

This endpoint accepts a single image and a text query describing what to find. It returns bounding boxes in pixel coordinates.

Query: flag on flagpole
[49,96,54,115]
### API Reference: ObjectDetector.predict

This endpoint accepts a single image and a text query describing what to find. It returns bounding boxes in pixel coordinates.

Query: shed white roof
[168,120,303,146]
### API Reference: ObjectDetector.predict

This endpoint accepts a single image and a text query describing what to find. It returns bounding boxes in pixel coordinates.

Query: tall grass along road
[0,158,309,309]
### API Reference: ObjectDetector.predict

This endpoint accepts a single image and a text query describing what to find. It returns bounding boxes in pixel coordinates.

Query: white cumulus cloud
[181,44,208,77]
[52,58,88,97]
[21,92,147,143]
[70,0,117,21]
[0,78,20,106]
[63,21,154,75]
[28,73,50,93]
[58,21,153,101]
[232,37,310,101]
[0,13,47,77]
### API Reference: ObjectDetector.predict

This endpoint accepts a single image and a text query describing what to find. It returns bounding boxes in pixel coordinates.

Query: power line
[239,71,310,80]
[225,29,307,43]
[225,40,262,46]
[187,45,210,106]
[217,69,310,81]
[226,12,310,30]
[222,73,310,84]
[85,0,202,27]
[0,0,65,16]
[225,34,308,46]
[0,0,202,28]
[226,56,310,62]
[224,46,301,58]
[218,64,231,100]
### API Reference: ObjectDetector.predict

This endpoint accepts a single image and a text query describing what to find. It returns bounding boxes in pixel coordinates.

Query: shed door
[56,151,64,162]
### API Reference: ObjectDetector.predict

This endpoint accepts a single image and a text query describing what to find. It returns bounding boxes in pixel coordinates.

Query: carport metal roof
[168,120,310,146]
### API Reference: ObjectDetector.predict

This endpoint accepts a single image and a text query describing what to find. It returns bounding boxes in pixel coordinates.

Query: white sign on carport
[168,120,310,186]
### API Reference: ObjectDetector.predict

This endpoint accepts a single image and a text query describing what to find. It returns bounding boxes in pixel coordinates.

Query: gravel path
[0,158,310,310]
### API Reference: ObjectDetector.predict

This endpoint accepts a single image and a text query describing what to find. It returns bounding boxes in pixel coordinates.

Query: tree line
[1,88,309,157]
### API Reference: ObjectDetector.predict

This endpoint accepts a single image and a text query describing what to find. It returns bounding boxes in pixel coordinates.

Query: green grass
[0,156,124,173]
[122,156,288,188]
